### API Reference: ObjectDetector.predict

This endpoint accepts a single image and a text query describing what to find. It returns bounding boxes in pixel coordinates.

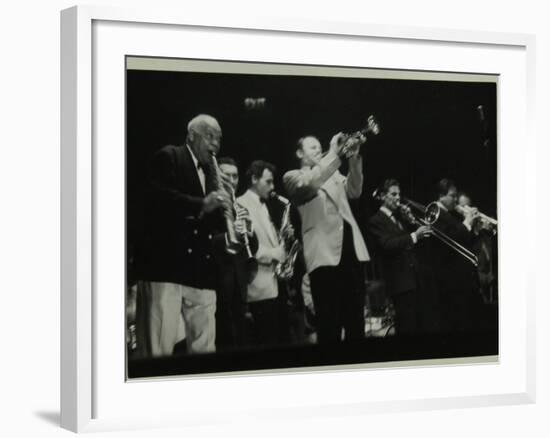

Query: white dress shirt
[236,189,280,302]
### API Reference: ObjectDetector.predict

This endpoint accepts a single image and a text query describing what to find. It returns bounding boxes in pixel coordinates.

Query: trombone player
[368,179,433,335]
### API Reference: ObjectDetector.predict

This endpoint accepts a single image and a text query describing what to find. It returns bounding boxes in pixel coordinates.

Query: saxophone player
[237,160,286,346]
[134,114,241,356]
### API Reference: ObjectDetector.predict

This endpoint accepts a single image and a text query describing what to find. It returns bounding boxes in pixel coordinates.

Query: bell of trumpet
[455,204,497,235]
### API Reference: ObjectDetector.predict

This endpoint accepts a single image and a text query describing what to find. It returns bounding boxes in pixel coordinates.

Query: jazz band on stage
[128,113,498,357]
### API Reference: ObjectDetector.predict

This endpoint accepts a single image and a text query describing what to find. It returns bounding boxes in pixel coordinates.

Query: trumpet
[271,192,301,280]
[322,115,381,158]
[455,204,498,233]
[341,115,381,155]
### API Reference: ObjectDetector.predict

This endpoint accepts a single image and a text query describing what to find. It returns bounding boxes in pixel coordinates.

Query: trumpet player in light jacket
[283,133,370,344]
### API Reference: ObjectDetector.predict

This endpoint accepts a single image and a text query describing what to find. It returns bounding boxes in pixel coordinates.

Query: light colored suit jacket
[283,150,370,274]
[236,190,280,302]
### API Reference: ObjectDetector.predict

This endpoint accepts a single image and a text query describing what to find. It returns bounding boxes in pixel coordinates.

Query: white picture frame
[60,5,536,433]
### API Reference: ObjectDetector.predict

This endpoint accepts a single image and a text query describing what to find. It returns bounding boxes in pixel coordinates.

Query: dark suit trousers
[309,223,365,344]
[249,298,280,347]
[216,289,247,351]
[391,289,419,335]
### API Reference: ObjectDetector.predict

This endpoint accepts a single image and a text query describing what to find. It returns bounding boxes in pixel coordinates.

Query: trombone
[400,197,479,267]
[372,189,478,267]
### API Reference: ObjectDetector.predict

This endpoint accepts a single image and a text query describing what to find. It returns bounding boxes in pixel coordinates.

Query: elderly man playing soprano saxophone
[135,114,243,356]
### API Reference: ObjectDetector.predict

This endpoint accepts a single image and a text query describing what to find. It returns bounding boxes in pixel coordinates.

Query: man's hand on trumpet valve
[463,206,480,228]
[342,133,366,158]
[329,132,366,159]
[329,132,346,155]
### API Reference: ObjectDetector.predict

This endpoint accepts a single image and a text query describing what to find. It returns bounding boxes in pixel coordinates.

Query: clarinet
[210,152,240,255]
[232,190,259,283]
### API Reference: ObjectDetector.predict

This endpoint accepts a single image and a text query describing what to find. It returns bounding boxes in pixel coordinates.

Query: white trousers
[147,282,216,356]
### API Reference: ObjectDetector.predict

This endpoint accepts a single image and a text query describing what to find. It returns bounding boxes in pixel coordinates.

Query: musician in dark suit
[134,114,235,356]
[458,192,497,304]
[367,179,432,334]
[215,157,258,351]
[431,179,482,332]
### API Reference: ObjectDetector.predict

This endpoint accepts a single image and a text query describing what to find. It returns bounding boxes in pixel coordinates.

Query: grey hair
[187,114,220,134]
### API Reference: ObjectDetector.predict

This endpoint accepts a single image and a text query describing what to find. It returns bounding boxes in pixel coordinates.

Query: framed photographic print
[61,5,535,433]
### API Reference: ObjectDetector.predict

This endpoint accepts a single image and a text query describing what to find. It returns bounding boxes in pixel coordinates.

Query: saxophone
[271,192,301,280]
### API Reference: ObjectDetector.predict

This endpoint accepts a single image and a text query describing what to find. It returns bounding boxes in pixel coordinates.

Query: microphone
[476,104,490,149]
[476,104,485,122]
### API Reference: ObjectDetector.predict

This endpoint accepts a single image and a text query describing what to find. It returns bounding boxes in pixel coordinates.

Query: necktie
[391,213,404,230]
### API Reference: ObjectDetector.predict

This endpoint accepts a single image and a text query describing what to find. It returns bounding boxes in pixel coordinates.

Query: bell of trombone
[399,197,478,267]
[425,202,441,225]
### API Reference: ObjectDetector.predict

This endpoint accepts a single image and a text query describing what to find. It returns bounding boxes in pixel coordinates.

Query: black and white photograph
[125,57,498,379]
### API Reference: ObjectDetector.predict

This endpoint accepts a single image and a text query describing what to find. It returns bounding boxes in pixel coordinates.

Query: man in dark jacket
[368,179,432,334]
[134,114,236,356]
[215,157,258,350]
[430,179,482,332]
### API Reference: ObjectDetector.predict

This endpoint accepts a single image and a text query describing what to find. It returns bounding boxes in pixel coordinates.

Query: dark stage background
[126,64,498,377]
[127,67,497,251]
